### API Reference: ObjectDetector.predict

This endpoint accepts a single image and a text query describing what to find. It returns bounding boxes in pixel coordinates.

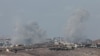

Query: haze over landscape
[0,0,100,56]
[0,0,100,40]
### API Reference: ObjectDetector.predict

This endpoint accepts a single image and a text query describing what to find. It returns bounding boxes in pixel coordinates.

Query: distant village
[0,36,99,53]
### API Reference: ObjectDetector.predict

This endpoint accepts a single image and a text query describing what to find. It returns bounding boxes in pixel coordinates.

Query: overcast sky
[0,0,100,40]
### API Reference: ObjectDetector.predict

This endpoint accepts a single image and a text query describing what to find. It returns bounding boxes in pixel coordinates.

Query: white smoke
[65,9,89,43]
[12,21,47,45]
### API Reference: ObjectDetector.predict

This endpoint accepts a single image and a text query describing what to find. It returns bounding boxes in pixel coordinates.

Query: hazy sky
[0,0,100,40]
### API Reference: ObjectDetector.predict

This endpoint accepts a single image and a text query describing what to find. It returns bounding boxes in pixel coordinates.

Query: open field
[0,48,100,56]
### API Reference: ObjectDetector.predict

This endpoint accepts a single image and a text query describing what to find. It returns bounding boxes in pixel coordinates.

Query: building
[0,38,11,48]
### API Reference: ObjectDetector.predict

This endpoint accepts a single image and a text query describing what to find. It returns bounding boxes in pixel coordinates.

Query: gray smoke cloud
[12,21,47,45]
[65,9,89,43]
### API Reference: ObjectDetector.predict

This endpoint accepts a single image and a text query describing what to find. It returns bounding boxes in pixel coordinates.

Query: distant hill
[92,39,100,44]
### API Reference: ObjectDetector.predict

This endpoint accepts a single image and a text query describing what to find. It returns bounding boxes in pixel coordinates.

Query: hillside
[0,48,100,56]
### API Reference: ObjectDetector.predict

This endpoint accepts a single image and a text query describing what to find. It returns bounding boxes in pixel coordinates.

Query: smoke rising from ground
[65,9,89,43]
[12,21,47,45]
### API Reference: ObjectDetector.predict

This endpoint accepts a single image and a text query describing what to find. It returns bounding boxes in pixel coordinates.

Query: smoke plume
[65,9,89,43]
[12,21,47,45]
